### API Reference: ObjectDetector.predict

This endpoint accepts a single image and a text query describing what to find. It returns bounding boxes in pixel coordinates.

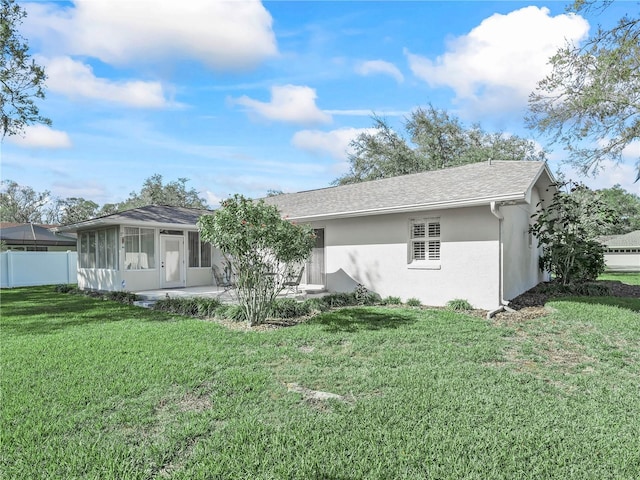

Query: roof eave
[284,193,528,222]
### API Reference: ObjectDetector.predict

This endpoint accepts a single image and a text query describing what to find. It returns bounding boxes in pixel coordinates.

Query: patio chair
[283,267,304,294]
[212,264,234,294]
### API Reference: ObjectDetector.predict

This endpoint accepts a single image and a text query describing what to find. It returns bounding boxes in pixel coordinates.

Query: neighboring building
[598,230,640,272]
[0,223,77,252]
[55,206,218,292]
[57,161,556,310]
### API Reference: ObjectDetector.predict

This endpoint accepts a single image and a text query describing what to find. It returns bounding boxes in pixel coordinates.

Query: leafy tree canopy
[527,0,639,180]
[117,174,208,211]
[0,179,49,223]
[334,105,547,185]
[1,0,50,137]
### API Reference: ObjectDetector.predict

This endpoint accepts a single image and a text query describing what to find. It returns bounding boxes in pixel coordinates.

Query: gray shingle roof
[1,223,76,246]
[56,205,214,232]
[263,161,551,220]
[600,230,640,247]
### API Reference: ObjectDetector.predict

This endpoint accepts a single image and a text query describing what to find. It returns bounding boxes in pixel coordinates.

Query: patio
[134,284,326,305]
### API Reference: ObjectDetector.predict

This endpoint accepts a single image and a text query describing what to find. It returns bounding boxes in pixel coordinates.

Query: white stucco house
[57,160,555,310]
[598,230,640,272]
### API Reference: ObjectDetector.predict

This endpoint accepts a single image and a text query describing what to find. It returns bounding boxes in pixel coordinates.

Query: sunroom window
[188,231,212,268]
[124,227,155,269]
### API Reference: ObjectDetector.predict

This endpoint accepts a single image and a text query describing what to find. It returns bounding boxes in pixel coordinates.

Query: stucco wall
[312,206,502,309]
[501,187,546,302]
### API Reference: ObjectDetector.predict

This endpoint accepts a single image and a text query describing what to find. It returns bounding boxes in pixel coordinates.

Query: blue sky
[3,0,638,208]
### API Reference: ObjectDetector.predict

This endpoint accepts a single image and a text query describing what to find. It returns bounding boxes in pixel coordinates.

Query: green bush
[105,291,138,304]
[381,296,402,305]
[270,298,311,319]
[153,297,222,318]
[214,304,245,322]
[320,292,358,308]
[406,297,422,307]
[446,299,473,311]
[539,281,611,297]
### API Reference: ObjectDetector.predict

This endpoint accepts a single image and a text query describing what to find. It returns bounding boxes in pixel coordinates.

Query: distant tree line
[0,174,208,225]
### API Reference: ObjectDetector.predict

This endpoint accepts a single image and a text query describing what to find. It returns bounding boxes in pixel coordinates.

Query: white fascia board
[285,193,527,222]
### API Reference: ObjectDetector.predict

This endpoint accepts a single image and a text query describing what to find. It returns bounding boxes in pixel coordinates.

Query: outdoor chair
[212,264,235,295]
[283,268,304,294]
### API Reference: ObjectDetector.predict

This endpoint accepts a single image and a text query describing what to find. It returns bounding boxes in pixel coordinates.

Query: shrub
[320,292,358,308]
[446,299,473,311]
[269,298,311,319]
[302,297,330,314]
[105,291,138,304]
[406,297,422,307]
[381,296,402,305]
[215,304,245,322]
[54,284,75,293]
[152,297,221,317]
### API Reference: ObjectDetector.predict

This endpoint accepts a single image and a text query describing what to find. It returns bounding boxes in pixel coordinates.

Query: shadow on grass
[308,307,417,333]
[1,286,164,335]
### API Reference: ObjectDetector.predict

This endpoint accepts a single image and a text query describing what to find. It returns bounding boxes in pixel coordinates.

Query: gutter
[285,193,528,223]
[487,202,516,319]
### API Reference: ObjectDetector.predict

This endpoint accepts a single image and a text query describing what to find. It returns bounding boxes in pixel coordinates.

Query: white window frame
[408,217,441,269]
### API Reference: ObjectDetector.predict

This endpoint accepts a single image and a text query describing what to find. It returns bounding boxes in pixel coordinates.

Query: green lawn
[599,272,640,285]
[2,287,639,479]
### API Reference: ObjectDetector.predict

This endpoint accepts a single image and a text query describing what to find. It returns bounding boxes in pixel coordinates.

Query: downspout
[487,202,515,319]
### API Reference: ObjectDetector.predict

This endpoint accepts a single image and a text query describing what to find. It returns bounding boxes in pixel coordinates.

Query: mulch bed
[507,280,640,310]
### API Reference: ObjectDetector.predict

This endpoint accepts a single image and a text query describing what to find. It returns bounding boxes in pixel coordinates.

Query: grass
[598,272,640,285]
[2,286,640,479]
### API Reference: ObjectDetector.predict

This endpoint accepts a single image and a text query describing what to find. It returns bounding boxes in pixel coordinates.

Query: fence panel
[0,251,78,288]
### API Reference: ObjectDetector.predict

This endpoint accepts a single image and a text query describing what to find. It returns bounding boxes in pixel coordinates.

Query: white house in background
[598,230,640,272]
[57,161,555,310]
[55,205,220,292]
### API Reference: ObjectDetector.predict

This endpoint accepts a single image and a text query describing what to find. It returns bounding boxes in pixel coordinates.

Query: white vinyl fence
[0,251,77,288]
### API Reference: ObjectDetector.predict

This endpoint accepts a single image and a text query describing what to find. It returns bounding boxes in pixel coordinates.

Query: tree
[118,174,208,210]
[0,179,49,222]
[529,181,612,285]
[334,105,547,185]
[527,0,640,180]
[597,184,640,233]
[46,197,99,225]
[1,0,50,138]
[197,195,315,326]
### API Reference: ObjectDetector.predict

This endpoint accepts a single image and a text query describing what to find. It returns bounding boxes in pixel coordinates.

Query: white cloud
[43,56,173,108]
[234,85,332,125]
[6,125,72,149]
[291,127,375,160]
[355,60,404,83]
[25,0,276,71]
[405,6,589,114]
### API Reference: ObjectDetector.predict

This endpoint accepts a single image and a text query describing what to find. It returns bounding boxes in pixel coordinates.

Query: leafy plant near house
[446,299,474,311]
[406,297,422,307]
[197,194,315,326]
[529,181,610,285]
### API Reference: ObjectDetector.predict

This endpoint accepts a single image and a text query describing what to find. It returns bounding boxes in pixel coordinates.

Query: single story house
[55,205,219,292]
[57,161,555,310]
[597,230,640,272]
[261,160,555,310]
[1,223,77,251]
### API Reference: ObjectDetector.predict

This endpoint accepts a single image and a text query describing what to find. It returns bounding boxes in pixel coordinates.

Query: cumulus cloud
[355,60,404,83]
[291,128,375,160]
[43,56,173,108]
[6,125,72,149]
[24,0,276,70]
[405,6,589,113]
[234,85,332,125]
